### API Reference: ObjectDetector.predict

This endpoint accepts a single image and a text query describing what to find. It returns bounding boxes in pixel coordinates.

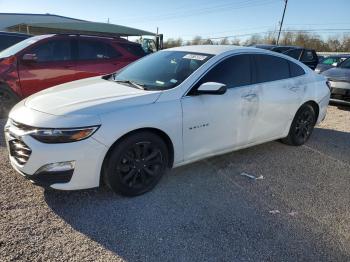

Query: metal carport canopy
[7,21,156,37]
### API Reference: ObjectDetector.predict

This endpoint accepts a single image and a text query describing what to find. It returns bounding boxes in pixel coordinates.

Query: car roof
[27,34,141,45]
[166,45,312,72]
[165,45,265,55]
[253,44,303,49]
[277,45,302,49]
[252,44,276,49]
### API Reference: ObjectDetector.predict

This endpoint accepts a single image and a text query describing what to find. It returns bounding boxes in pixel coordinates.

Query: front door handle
[241,93,257,101]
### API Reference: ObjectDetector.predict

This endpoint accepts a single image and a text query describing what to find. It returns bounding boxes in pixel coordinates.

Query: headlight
[30,126,100,143]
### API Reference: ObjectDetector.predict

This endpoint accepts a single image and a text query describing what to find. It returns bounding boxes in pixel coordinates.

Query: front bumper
[4,120,108,190]
[329,80,350,100]
[315,91,330,125]
[20,169,74,188]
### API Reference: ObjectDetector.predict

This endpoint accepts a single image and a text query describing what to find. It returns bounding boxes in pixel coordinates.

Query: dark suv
[0,34,146,117]
[253,44,319,70]
[0,31,31,51]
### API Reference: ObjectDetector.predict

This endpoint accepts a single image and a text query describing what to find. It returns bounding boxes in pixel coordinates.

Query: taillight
[326,80,331,90]
[1,55,16,66]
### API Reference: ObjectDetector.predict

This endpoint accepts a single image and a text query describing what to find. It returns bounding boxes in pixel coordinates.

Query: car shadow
[44,174,344,261]
[336,105,350,112]
[309,127,350,164]
[43,127,350,261]
[329,100,350,111]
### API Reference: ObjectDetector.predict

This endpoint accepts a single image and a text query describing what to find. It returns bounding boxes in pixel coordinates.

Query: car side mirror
[142,39,157,54]
[196,82,227,95]
[22,53,38,62]
[332,62,338,67]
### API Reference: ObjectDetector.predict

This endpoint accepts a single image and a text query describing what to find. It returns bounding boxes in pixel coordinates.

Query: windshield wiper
[114,80,147,90]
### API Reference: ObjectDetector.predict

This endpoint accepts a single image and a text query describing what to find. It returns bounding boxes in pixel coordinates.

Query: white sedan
[4,45,330,196]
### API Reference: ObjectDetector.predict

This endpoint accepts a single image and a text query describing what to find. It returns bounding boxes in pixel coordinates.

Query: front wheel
[281,104,316,146]
[103,132,169,196]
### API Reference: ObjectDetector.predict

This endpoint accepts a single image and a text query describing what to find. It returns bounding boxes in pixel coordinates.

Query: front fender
[93,100,184,165]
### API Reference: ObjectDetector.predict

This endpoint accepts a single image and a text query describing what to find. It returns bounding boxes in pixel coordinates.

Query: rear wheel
[103,132,169,196]
[281,104,316,146]
[0,87,19,119]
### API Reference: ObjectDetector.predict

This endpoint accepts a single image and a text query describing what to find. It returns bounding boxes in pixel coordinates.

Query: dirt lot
[0,105,349,262]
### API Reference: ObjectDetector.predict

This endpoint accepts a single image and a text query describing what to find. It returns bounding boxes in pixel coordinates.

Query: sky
[1,0,350,41]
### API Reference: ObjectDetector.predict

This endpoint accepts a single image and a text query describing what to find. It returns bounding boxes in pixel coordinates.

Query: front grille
[8,136,32,165]
[6,120,33,166]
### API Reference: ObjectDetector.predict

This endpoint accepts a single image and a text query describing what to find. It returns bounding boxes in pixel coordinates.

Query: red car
[0,34,146,117]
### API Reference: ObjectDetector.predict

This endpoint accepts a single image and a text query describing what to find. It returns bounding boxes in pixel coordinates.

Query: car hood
[24,76,162,116]
[322,67,350,82]
[315,64,332,73]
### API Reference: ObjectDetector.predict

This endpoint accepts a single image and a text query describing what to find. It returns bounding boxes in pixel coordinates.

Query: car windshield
[0,35,50,59]
[113,51,213,90]
[321,56,347,65]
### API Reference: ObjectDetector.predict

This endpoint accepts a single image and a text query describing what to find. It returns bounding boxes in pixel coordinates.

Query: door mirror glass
[22,53,37,62]
[332,62,338,67]
[197,82,227,95]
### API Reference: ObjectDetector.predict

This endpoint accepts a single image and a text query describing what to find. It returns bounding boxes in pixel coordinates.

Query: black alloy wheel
[118,142,163,189]
[282,104,316,146]
[294,109,314,144]
[104,132,168,196]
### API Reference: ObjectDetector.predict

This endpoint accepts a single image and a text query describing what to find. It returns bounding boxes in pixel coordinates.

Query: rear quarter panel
[301,71,330,124]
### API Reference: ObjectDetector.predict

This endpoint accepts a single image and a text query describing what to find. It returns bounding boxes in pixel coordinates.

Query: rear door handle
[241,93,257,101]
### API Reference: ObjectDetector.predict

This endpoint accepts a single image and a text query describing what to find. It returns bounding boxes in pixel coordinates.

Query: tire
[0,86,19,119]
[281,103,316,146]
[103,131,169,196]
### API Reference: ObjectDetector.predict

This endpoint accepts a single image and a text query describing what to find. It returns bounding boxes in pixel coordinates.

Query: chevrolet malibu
[4,45,330,196]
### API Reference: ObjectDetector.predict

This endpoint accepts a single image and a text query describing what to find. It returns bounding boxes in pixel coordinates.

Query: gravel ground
[0,105,349,262]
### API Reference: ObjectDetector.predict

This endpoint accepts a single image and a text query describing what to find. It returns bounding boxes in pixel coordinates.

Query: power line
[287,22,350,26]
[181,28,350,42]
[115,0,280,22]
[178,25,350,39]
[183,31,272,41]
[281,29,350,33]
[180,25,275,38]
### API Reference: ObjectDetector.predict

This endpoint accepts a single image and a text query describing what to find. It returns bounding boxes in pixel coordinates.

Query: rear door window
[78,39,122,60]
[197,54,252,88]
[301,50,316,62]
[254,54,290,83]
[30,39,72,62]
[284,49,302,60]
[289,61,305,77]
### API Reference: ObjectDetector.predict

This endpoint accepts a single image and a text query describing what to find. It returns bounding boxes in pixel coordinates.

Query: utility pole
[276,0,288,45]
